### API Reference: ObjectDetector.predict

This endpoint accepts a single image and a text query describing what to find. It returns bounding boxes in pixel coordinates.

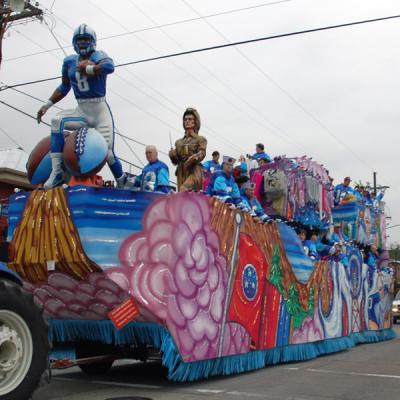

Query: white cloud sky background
[1,0,400,244]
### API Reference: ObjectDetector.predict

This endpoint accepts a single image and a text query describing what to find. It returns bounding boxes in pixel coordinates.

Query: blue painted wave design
[7,192,29,240]
[66,186,163,269]
[332,202,359,222]
[7,187,164,269]
[278,223,314,283]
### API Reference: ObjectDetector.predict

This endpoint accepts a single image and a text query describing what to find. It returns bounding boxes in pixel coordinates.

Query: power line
[8,7,247,156]
[181,0,382,174]
[0,98,141,170]
[115,128,145,167]
[128,0,308,155]
[0,98,47,125]
[8,20,174,161]
[43,14,67,56]
[2,12,400,91]
[4,0,291,62]
[3,26,164,166]
[0,93,180,186]
[0,126,26,151]
[86,0,247,154]
[387,224,400,230]
[0,104,174,182]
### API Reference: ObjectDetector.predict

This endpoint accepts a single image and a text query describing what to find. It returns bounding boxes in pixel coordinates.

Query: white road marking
[226,390,269,398]
[305,368,400,380]
[195,389,225,393]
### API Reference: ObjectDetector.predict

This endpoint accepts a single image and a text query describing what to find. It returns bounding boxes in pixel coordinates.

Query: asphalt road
[33,325,400,400]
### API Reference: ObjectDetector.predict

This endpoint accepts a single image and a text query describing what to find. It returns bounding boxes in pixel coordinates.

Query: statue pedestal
[69,175,102,187]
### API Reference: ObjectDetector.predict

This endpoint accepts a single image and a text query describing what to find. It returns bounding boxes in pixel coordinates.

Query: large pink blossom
[106,192,250,361]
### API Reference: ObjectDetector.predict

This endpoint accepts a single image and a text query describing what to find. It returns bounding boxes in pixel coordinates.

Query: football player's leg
[95,102,126,187]
[107,149,125,187]
[45,109,87,189]
[100,124,125,187]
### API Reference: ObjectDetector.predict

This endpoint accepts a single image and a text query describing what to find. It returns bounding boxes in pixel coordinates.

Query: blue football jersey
[61,51,114,99]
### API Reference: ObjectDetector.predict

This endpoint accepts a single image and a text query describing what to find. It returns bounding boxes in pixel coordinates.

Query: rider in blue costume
[367,244,380,288]
[213,156,242,205]
[303,235,319,261]
[132,145,170,193]
[329,223,349,245]
[37,24,125,188]
[334,176,355,205]
[329,243,349,267]
[240,181,270,222]
[252,143,271,162]
[202,150,221,174]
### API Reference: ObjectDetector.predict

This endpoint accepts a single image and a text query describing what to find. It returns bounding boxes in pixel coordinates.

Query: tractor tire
[0,279,49,400]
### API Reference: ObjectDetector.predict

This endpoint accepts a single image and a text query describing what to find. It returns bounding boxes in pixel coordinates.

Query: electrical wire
[0,100,175,183]
[0,98,178,184]
[43,14,67,56]
[87,0,246,154]
[0,126,26,151]
[2,12,400,90]
[0,98,140,170]
[129,0,309,154]
[5,0,291,62]
[5,11,245,156]
[181,0,382,174]
[2,7,398,192]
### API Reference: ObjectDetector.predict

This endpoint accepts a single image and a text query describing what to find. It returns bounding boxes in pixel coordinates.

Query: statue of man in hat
[169,108,207,191]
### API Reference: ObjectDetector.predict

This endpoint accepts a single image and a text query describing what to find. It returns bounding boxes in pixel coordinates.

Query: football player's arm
[37,74,70,123]
[77,58,114,77]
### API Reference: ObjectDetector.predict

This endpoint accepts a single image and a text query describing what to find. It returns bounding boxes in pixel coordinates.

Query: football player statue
[36,24,125,188]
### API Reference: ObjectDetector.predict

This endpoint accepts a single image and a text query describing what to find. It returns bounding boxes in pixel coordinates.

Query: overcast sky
[1,0,400,245]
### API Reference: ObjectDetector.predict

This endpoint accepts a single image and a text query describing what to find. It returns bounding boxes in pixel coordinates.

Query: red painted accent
[26,135,51,182]
[202,176,210,192]
[252,171,263,203]
[227,233,268,349]
[108,297,140,330]
[262,283,281,348]
[360,298,366,330]
[342,299,348,336]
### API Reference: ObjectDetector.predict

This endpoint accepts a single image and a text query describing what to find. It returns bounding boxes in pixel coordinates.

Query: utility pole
[371,171,389,197]
[0,1,43,68]
[373,171,377,197]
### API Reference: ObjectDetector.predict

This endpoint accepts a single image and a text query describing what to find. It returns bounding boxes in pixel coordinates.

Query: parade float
[1,128,396,387]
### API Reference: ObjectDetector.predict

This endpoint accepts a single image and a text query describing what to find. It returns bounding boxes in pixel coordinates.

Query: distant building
[0,148,34,241]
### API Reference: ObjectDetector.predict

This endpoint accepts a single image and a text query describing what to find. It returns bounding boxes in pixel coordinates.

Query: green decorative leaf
[268,243,315,329]
[269,244,284,294]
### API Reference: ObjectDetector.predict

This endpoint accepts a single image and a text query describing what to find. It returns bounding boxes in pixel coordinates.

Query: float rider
[240,181,270,223]
[213,156,243,205]
[130,145,170,193]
